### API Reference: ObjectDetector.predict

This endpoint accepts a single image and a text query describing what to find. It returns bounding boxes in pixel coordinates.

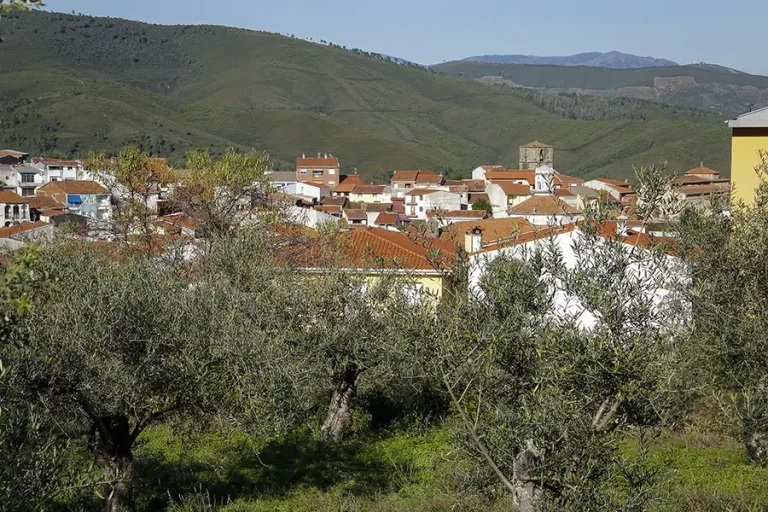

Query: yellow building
[282,226,459,304]
[729,107,768,205]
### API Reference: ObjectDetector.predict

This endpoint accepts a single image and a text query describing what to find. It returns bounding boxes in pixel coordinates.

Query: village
[0,136,733,309]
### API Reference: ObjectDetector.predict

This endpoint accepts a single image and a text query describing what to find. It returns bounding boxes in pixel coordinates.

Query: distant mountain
[463,51,679,70]
[0,11,732,181]
[432,60,768,117]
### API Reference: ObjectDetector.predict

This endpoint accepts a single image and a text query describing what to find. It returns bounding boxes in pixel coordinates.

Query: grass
[0,10,732,181]
[129,422,768,512]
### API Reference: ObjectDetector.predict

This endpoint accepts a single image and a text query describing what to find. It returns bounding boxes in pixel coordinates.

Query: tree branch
[130,396,182,441]
[76,392,112,444]
[441,371,516,494]
[592,392,623,432]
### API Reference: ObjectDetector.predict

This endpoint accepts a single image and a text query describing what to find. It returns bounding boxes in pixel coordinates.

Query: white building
[404,189,462,219]
[31,158,86,182]
[0,191,30,226]
[284,182,327,202]
[467,221,685,330]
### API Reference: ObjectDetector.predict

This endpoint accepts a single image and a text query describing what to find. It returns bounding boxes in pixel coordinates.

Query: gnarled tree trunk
[513,439,543,512]
[91,415,135,512]
[320,365,358,443]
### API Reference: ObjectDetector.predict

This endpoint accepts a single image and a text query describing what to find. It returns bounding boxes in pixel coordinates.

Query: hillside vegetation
[0,10,732,180]
[434,60,768,117]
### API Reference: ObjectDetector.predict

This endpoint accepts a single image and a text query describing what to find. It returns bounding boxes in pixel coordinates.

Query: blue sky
[47,0,768,75]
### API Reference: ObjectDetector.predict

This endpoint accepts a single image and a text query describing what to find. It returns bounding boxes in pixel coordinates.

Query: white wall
[469,229,686,330]
[285,182,323,201]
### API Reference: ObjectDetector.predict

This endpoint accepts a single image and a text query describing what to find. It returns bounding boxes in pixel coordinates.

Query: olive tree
[1,231,313,511]
[438,167,686,510]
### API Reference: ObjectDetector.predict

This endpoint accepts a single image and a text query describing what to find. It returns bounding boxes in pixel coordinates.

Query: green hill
[0,10,732,180]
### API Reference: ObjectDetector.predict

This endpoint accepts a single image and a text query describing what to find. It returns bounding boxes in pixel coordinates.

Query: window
[21,188,34,197]
[300,169,308,174]
[21,174,35,183]
[419,206,424,212]
[312,170,323,178]
[328,181,335,186]
[329,169,335,175]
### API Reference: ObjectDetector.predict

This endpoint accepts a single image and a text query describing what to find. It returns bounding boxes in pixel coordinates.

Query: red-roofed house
[404,189,462,219]
[37,181,112,222]
[296,153,340,187]
[284,227,459,303]
[0,190,30,226]
[391,170,443,197]
[332,174,362,197]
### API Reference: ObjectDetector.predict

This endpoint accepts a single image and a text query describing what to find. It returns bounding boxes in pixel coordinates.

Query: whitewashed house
[404,189,462,219]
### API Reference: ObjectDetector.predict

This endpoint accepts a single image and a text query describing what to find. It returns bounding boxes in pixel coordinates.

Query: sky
[46,0,768,75]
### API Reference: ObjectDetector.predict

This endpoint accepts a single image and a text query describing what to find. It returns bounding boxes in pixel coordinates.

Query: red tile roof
[554,188,576,198]
[685,166,719,176]
[415,172,442,184]
[0,221,47,238]
[392,170,442,184]
[351,184,387,195]
[440,218,535,247]
[554,172,583,185]
[320,196,348,206]
[497,182,533,195]
[296,156,339,167]
[333,175,362,193]
[677,183,730,196]
[39,180,110,195]
[391,170,420,181]
[0,190,30,204]
[30,196,65,209]
[359,202,392,212]
[315,204,342,214]
[343,209,367,221]
[444,179,486,192]
[485,170,535,183]
[375,212,399,225]
[509,195,580,215]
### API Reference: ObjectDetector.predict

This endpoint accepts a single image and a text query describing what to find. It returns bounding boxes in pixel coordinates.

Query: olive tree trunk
[512,439,543,512]
[91,415,135,512]
[320,365,358,443]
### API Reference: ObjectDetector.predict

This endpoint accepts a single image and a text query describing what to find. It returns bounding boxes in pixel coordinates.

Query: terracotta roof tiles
[509,195,580,215]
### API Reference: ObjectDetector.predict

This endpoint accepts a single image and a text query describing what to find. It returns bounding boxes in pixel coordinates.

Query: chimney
[317,152,321,158]
[465,226,483,253]
[302,153,305,158]
[616,215,629,236]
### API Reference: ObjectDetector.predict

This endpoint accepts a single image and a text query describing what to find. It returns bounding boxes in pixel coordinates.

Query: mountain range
[0,10,732,181]
[433,60,768,117]
[463,51,680,69]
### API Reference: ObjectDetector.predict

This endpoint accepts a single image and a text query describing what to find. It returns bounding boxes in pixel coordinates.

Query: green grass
[130,423,768,512]
[0,11,732,181]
